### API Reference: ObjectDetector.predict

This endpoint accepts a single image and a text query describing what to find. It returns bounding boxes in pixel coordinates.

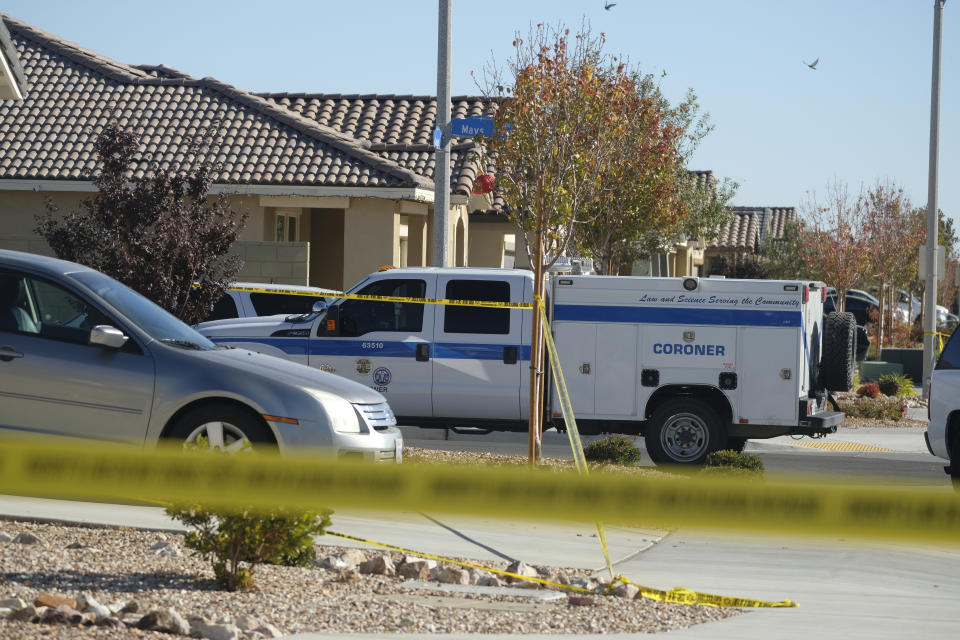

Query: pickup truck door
[431,274,526,420]
[309,276,435,419]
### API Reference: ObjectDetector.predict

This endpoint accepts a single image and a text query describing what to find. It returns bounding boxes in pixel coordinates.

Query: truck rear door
[431,274,526,420]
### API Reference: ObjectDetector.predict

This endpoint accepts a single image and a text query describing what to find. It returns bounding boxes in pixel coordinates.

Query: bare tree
[798,180,871,312]
[481,23,630,461]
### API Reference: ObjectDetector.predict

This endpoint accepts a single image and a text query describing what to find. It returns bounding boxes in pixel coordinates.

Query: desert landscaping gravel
[0,519,741,638]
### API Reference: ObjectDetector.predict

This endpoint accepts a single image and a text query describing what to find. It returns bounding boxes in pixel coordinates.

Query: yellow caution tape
[923,329,950,354]
[222,284,534,310]
[1,439,958,546]
[325,530,796,608]
[605,575,796,608]
[536,295,614,578]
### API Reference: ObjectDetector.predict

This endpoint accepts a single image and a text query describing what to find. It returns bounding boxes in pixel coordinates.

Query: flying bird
[804,58,819,70]
[604,2,616,10]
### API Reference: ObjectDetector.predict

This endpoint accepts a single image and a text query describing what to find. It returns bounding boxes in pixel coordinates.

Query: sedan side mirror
[312,299,329,314]
[89,325,129,349]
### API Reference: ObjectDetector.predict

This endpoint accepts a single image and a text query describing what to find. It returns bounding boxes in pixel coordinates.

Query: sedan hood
[201,345,386,404]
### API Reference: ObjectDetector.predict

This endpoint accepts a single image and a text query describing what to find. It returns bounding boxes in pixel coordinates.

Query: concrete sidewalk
[0,495,661,572]
[2,495,958,639]
[756,425,930,454]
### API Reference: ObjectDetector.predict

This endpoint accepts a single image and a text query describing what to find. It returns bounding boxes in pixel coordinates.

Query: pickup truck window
[443,280,510,334]
[205,294,240,321]
[251,292,323,316]
[338,278,426,337]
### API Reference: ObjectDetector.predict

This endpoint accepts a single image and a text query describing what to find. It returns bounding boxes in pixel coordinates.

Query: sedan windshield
[69,270,215,350]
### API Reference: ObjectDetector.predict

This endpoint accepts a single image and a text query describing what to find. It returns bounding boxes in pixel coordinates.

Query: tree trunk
[877,282,886,356]
[527,237,545,465]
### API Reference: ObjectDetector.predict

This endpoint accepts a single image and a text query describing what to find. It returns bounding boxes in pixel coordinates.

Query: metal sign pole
[432,0,452,268]
[923,0,946,399]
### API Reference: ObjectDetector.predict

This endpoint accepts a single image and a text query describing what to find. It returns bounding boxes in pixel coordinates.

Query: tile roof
[712,206,797,250]
[260,93,501,198]
[0,15,432,189]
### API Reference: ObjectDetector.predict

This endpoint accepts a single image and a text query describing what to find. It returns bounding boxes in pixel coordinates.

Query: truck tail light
[802,285,809,303]
[821,287,827,302]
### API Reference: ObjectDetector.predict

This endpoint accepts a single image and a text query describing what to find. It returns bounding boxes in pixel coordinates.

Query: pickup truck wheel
[821,312,856,392]
[645,399,725,466]
[951,436,960,492]
[169,404,274,453]
[726,437,748,453]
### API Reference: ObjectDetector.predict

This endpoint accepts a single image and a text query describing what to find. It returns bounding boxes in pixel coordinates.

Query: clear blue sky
[4,1,957,224]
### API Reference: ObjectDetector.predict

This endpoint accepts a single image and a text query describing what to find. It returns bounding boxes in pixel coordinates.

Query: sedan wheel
[169,403,273,451]
[184,421,252,453]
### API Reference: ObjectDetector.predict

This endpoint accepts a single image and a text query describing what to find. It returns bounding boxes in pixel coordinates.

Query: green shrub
[876,373,917,398]
[856,382,881,398]
[840,396,903,421]
[876,373,900,396]
[166,504,331,590]
[583,436,643,466]
[166,436,331,590]
[702,450,764,476]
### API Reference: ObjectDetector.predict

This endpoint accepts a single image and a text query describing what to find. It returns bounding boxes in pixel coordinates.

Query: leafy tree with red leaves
[36,120,246,325]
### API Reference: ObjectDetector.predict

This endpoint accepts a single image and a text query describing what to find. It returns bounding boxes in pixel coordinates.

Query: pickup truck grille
[355,402,397,431]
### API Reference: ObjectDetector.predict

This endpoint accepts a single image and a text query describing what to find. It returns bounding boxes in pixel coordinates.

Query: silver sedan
[0,250,402,461]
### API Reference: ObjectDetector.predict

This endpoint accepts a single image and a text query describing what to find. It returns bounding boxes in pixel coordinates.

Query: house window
[274,209,300,242]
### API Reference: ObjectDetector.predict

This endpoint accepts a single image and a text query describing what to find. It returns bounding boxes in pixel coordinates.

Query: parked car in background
[204,283,336,322]
[911,305,957,332]
[0,250,401,461]
[846,289,880,307]
[823,291,878,327]
[893,290,922,323]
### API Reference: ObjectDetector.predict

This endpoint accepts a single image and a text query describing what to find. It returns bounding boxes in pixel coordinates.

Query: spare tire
[821,311,856,391]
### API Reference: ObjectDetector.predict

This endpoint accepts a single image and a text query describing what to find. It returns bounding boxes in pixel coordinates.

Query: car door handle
[503,346,518,365]
[0,346,24,362]
[416,343,430,362]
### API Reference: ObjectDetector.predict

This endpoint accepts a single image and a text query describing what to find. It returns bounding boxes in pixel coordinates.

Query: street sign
[433,126,442,149]
[451,116,494,138]
[919,244,946,281]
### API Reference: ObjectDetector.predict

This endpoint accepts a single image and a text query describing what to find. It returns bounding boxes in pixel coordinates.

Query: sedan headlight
[304,388,362,434]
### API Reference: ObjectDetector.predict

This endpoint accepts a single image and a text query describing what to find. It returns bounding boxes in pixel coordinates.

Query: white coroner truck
[197,268,852,465]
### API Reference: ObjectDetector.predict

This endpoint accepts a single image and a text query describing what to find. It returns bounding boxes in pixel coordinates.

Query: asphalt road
[400,426,953,490]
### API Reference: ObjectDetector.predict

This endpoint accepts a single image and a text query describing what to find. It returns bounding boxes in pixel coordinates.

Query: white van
[198,268,850,466]
[926,327,960,489]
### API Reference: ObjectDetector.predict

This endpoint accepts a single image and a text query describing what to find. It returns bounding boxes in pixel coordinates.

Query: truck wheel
[726,437,748,453]
[645,399,725,466]
[169,403,274,453]
[951,436,960,492]
[821,312,856,392]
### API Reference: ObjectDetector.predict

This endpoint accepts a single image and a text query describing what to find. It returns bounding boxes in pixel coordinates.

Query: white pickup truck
[197,267,851,465]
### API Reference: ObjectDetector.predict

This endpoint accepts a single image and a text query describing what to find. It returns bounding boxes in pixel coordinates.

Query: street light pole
[433,0,452,268]
[923,0,946,399]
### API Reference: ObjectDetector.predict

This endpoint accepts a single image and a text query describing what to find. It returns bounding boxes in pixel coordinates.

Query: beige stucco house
[704,206,798,274]
[0,15,513,291]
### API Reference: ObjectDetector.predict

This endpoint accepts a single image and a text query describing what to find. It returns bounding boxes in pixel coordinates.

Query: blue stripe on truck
[553,304,802,327]
[210,337,530,361]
